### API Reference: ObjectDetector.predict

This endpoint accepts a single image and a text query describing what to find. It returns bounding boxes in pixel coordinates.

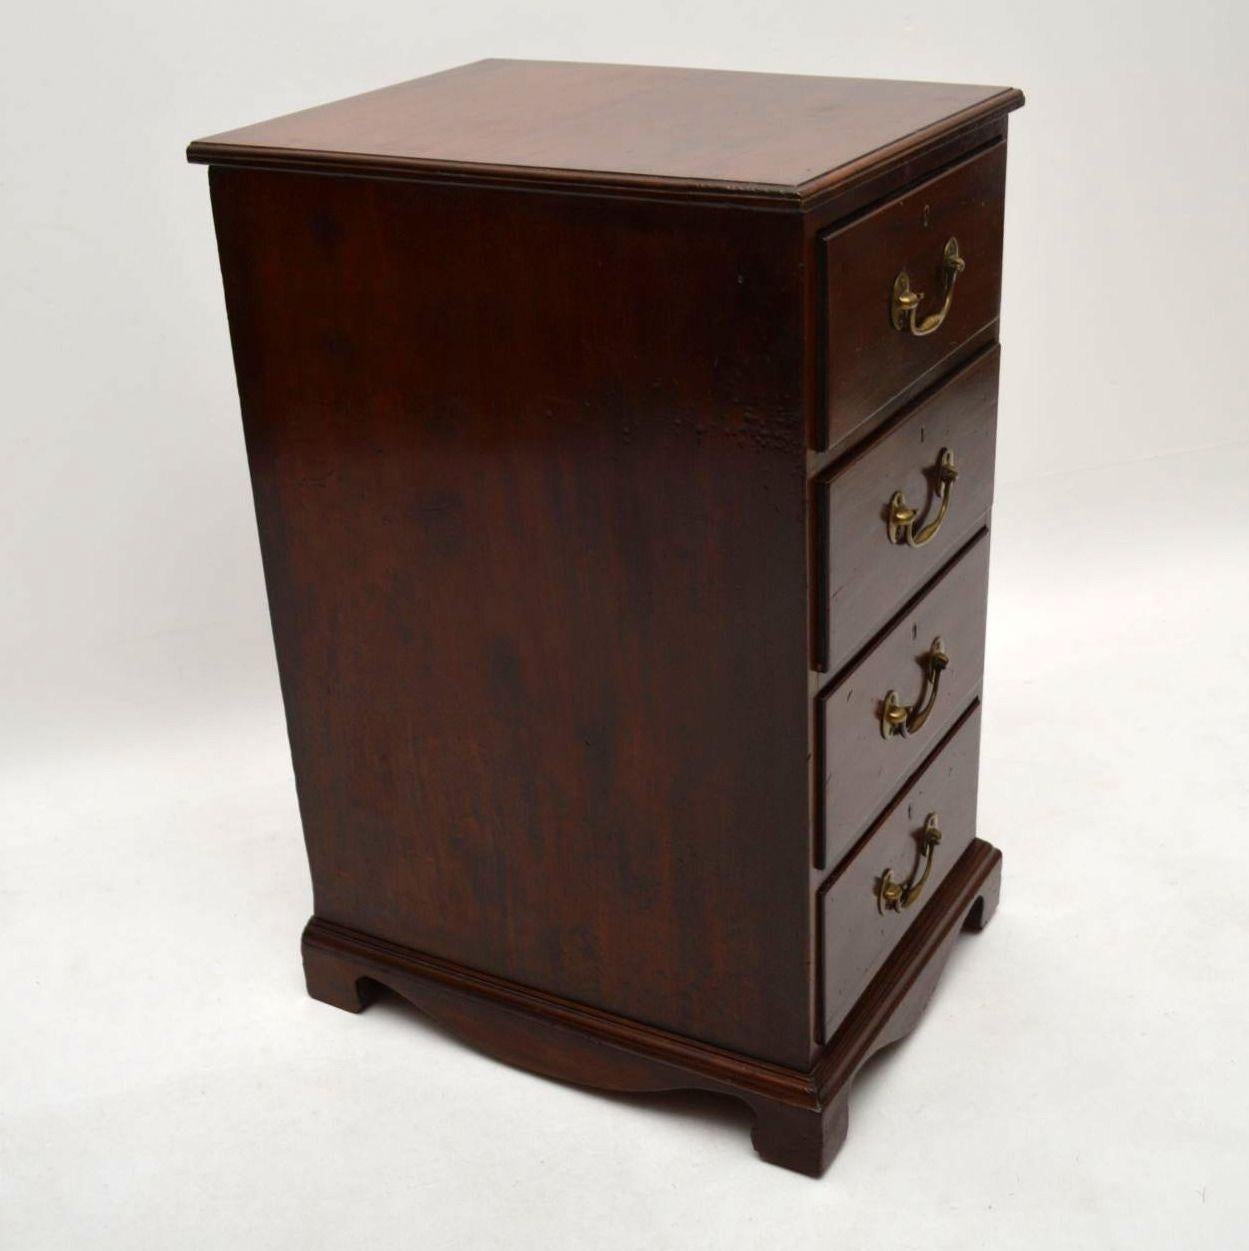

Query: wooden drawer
[820,142,1006,451]
[815,345,999,674]
[819,704,982,1041]
[817,532,989,869]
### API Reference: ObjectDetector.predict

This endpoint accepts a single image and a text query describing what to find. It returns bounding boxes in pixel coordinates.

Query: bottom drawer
[819,703,982,1041]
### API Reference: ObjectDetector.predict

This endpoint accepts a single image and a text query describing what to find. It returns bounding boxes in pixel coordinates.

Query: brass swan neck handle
[878,814,943,913]
[888,447,958,547]
[881,637,948,739]
[891,237,965,337]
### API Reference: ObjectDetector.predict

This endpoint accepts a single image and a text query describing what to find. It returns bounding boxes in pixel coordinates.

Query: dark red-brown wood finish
[819,703,984,1038]
[190,59,1022,209]
[190,59,1023,1174]
[819,143,1007,451]
[818,534,991,869]
[815,345,1000,675]
[304,837,1002,1177]
[210,166,813,1067]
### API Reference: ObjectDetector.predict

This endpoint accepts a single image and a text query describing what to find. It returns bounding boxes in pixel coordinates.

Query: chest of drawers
[189,60,1023,1174]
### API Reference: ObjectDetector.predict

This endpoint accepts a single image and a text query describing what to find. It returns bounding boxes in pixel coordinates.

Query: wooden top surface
[187,59,1022,206]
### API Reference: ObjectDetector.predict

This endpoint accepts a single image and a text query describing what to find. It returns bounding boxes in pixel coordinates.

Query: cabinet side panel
[208,168,812,1067]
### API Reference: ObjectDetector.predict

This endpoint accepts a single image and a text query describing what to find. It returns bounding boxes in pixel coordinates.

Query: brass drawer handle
[878,814,943,913]
[881,637,948,739]
[891,237,965,337]
[887,448,958,547]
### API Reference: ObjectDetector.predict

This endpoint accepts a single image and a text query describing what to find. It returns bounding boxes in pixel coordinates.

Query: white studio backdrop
[3,3,1248,1248]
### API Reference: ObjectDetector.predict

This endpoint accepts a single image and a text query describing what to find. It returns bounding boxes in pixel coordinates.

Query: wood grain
[819,704,982,1039]
[188,60,1022,209]
[817,533,990,869]
[303,836,1003,1176]
[191,62,1022,1170]
[815,344,999,673]
[209,164,816,1069]
[821,142,1007,449]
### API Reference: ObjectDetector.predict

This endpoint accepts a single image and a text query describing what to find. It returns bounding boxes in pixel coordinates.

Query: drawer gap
[817,523,989,696]
[817,697,981,893]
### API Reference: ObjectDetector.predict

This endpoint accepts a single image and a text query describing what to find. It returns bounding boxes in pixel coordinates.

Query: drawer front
[820,142,1006,451]
[819,704,982,1040]
[817,532,989,869]
[816,345,999,674]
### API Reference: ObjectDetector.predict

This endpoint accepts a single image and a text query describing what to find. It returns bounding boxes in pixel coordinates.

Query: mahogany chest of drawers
[189,60,1023,1174]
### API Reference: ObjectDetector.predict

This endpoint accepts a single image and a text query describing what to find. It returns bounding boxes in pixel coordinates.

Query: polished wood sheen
[189,59,1023,1174]
[189,59,1022,208]
[816,345,1000,673]
[820,142,1007,450]
[819,704,982,1038]
[818,533,990,869]
[305,836,1003,1177]
[209,165,812,1067]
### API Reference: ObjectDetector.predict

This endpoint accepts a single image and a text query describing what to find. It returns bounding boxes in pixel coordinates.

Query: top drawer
[819,143,1007,451]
